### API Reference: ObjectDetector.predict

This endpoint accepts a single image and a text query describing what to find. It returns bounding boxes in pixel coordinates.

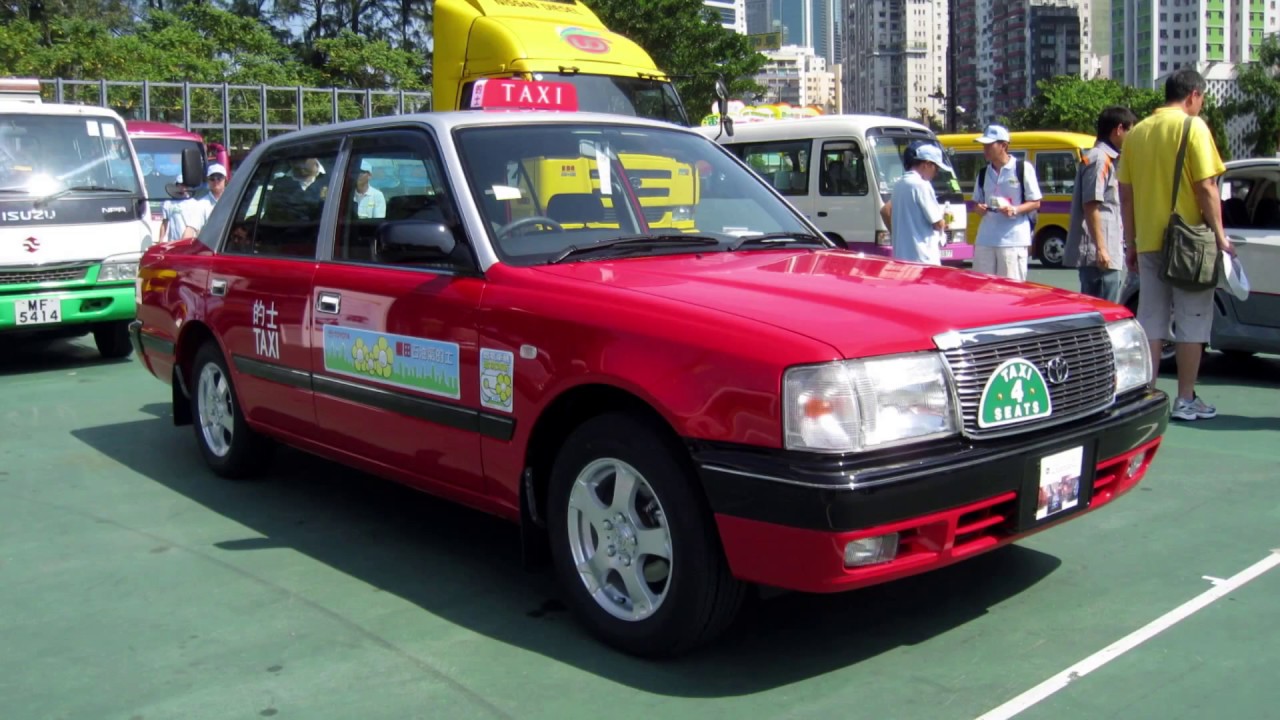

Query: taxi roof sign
[469,78,579,112]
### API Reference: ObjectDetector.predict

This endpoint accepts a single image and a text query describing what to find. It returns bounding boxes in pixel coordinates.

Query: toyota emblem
[1046,356,1069,385]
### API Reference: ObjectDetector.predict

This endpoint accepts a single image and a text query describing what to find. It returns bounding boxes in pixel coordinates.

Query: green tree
[582,0,765,122]
[1225,36,1280,156]
[1007,75,1232,160]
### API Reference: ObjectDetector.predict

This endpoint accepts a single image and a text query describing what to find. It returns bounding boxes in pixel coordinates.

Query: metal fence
[39,78,434,151]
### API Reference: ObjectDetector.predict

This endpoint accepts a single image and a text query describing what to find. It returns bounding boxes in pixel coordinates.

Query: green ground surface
[1,267,1277,720]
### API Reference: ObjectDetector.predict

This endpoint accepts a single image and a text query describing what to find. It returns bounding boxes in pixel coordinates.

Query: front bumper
[692,389,1169,593]
[0,284,135,332]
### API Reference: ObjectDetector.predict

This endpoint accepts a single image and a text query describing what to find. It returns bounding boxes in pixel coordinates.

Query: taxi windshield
[867,132,963,203]
[454,123,821,266]
[0,114,141,195]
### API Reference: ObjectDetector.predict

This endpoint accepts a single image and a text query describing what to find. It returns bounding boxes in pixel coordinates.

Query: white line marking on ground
[975,550,1280,720]
[1202,575,1227,585]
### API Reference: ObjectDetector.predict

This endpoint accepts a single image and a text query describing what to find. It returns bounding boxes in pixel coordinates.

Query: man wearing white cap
[889,143,953,265]
[972,124,1042,281]
[180,163,228,239]
[352,160,386,219]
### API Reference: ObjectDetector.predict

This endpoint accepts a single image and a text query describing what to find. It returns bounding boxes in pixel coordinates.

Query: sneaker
[1172,394,1217,421]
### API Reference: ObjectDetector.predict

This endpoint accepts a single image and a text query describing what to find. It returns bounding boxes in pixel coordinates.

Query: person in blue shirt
[889,143,953,265]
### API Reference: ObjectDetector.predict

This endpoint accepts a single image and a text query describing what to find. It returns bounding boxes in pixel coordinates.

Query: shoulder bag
[1160,117,1222,291]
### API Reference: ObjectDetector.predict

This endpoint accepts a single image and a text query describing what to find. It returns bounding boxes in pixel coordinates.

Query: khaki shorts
[1136,252,1215,343]
[974,246,1029,281]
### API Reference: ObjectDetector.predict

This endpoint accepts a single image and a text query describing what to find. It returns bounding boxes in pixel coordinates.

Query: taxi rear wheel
[191,341,272,479]
[547,413,745,658]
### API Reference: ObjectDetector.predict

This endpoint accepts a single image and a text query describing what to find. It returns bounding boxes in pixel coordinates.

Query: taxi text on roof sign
[468,78,579,112]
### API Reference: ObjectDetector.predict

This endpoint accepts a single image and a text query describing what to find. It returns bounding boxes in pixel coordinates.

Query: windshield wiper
[549,234,721,264]
[0,188,32,194]
[729,232,830,251]
[35,185,132,206]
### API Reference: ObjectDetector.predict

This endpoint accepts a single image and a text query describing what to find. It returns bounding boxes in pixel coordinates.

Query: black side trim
[234,355,313,390]
[232,354,515,441]
[690,390,1169,532]
[312,374,515,442]
[138,328,174,355]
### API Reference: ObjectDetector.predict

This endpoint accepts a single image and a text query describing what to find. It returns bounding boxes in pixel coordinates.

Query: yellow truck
[433,0,699,228]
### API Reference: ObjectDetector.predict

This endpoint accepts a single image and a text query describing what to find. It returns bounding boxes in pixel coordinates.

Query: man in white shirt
[180,163,228,239]
[972,125,1042,281]
[889,144,952,264]
[352,160,387,219]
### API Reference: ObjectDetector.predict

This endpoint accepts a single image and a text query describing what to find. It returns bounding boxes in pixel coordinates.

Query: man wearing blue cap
[889,142,953,264]
[972,124,1042,280]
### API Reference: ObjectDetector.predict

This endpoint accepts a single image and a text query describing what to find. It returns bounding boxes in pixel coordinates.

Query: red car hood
[534,250,1123,358]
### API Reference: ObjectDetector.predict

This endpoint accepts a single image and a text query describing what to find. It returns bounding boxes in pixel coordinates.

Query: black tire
[546,413,745,658]
[1037,228,1067,268]
[93,320,133,359]
[190,341,272,479]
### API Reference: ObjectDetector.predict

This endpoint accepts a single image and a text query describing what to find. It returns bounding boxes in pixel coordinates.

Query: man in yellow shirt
[1118,69,1234,422]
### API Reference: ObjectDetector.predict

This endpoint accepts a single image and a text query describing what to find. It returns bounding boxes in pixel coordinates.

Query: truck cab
[433,0,689,125]
[1,79,151,358]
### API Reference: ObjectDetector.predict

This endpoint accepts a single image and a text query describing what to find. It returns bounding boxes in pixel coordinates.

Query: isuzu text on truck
[130,80,1169,657]
[1,79,151,358]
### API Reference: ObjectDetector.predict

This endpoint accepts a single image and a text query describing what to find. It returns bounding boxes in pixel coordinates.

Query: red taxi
[130,81,1169,657]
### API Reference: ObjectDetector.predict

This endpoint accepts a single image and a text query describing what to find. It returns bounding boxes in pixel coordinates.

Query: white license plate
[14,298,62,325]
[941,248,954,258]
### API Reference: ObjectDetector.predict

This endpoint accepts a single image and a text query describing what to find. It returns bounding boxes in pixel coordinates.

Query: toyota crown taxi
[130,80,1169,658]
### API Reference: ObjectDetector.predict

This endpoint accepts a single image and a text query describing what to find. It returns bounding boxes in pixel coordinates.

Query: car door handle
[817,211,829,217]
[317,292,341,315]
[210,278,227,296]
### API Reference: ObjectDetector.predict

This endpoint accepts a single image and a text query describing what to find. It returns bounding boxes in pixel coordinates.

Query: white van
[0,79,152,357]
[698,115,970,263]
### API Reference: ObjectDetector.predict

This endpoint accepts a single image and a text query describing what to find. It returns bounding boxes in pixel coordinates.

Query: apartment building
[952,0,1096,124]
[756,45,840,109]
[705,0,748,33]
[1113,0,1280,87]
[844,0,949,123]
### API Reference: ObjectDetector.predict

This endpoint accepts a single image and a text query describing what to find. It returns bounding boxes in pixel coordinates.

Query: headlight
[671,206,693,222]
[783,352,958,453]
[99,252,142,282]
[1107,318,1152,395]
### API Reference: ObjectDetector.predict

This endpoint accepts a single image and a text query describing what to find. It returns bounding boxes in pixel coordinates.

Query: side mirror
[374,221,458,264]
[722,115,734,138]
[180,147,206,188]
[715,76,729,118]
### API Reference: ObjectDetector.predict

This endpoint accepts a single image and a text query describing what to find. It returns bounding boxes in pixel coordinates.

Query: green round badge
[977,358,1052,429]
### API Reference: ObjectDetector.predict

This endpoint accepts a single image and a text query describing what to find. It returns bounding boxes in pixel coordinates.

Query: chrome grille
[942,322,1116,438]
[0,264,90,286]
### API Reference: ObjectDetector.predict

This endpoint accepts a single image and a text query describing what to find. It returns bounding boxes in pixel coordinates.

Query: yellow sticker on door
[480,348,514,412]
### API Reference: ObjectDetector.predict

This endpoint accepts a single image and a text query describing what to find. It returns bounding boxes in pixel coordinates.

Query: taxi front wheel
[191,342,273,479]
[546,413,745,658]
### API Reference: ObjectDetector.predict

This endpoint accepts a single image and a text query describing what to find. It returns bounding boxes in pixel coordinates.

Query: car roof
[699,114,932,141]
[250,110,694,149]
[126,120,204,141]
[0,100,128,121]
[1225,158,1280,171]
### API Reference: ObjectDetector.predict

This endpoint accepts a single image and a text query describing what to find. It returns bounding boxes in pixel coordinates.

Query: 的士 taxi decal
[978,358,1053,428]
[480,348,515,413]
[323,325,460,399]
